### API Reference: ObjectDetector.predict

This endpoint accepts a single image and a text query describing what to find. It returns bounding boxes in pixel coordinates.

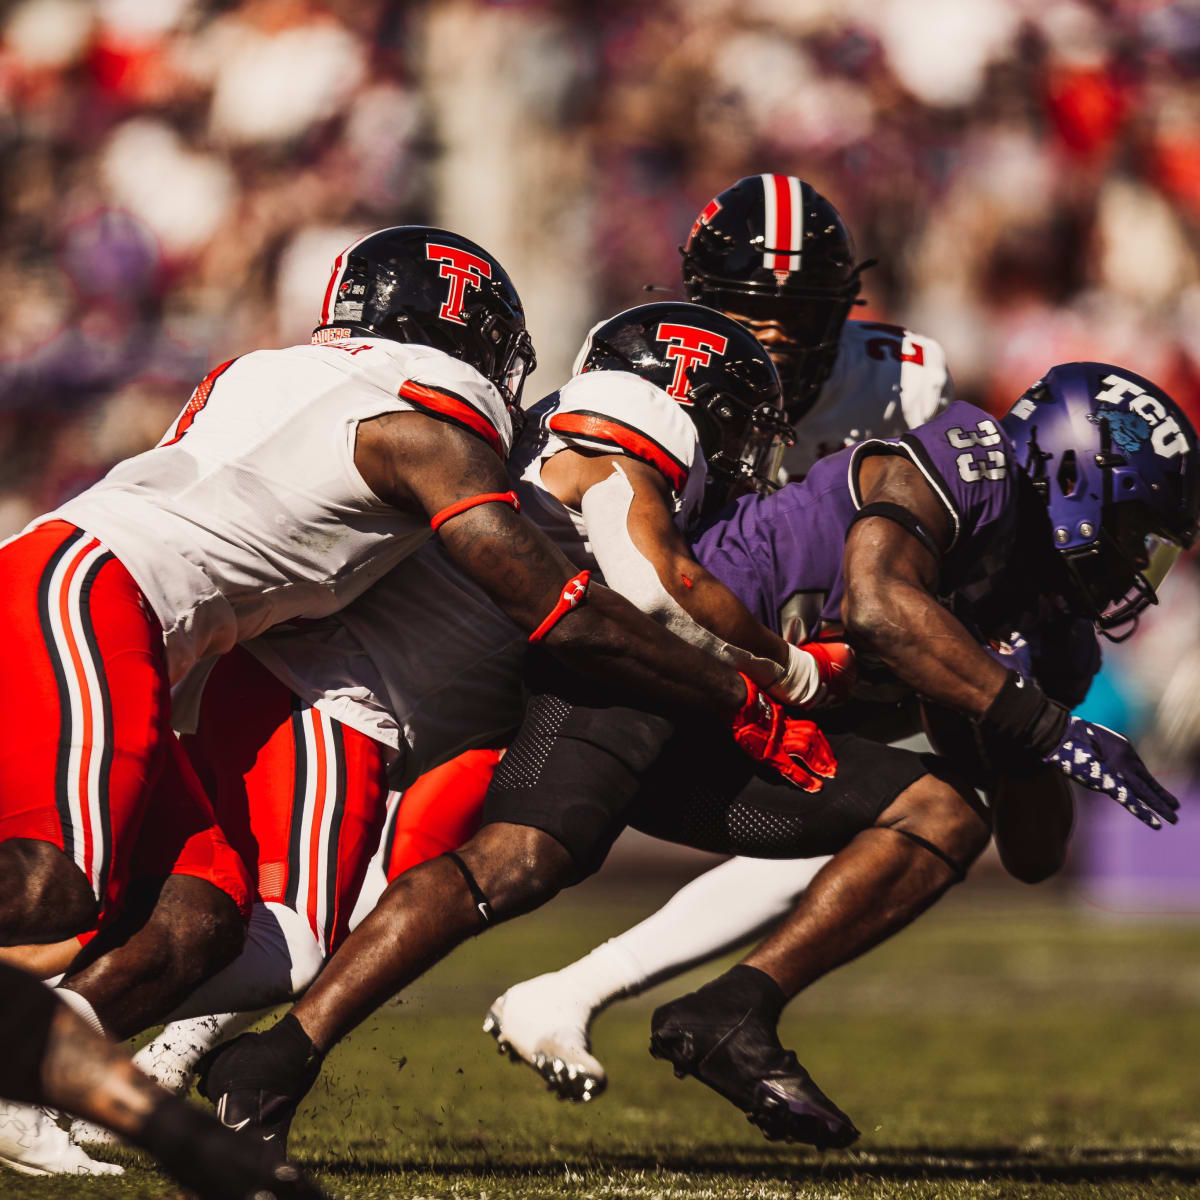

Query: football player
[0,227,828,1143]
[681,174,952,476]
[485,362,1196,1143]
[3,298,838,1170]
[487,173,956,1101]
[0,961,326,1199]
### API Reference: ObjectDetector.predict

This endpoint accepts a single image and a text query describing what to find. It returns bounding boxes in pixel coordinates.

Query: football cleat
[483,977,606,1102]
[195,1018,323,1158]
[0,1102,123,1176]
[649,988,859,1149]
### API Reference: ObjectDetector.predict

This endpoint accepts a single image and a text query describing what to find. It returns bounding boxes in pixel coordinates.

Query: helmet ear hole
[1056,449,1079,497]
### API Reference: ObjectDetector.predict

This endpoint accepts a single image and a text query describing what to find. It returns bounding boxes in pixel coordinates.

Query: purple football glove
[985,632,1033,680]
[1046,717,1179,830]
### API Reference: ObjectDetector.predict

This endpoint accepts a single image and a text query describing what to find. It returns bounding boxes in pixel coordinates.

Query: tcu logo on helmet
[426,243,492,325]
[656,322,728,402]
[1092,374,1187,459]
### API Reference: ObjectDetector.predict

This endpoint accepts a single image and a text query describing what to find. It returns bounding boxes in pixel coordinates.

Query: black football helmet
[681,175,871,420]
[312,226,535,410]
[573,301,791,509]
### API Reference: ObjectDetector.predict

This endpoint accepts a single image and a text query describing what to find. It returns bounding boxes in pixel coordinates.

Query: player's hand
[803,640,856,705]
[985,631,1033,680]
[730,674,838,791]
[1045,717,1179,829]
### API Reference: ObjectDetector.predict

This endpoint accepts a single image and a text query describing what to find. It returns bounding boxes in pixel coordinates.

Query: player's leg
[52,734,252,1041]
[639,740,990,1147]
[0,961,326,1200]
[485,853,829,1100]
[196,663,674,1150]
[0,522,173,945]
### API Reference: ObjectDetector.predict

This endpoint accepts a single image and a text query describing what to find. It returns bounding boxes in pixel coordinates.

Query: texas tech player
[681,174,952,477]
[0,227,824,1131]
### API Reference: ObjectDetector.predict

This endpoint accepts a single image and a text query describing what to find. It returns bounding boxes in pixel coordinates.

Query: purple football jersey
[693,401,1020,641]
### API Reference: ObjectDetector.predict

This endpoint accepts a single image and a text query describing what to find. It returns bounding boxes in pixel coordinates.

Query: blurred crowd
[2,0,1200,776]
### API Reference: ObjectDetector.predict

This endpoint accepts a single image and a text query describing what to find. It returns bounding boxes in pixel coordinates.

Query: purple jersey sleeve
[692,401,1021,640]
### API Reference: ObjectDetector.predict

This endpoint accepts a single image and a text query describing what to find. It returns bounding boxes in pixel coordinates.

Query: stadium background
[2,2,1200,1196]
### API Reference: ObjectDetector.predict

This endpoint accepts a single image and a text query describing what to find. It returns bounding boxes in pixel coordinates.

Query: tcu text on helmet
[656,322,729,402]
[1096,374,1187,458]
[426,243,492,325]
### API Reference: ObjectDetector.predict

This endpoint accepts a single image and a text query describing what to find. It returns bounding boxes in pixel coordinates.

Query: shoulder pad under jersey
[850,400,1016,552]
[332,338,514,458]
[834,321,953,427]
[546,370,700,497]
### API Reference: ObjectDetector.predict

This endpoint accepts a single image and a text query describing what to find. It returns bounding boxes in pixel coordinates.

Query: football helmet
[680,175,871,420]
[573,301,791,506]
[1002,362,1200,638]
[313,226,535,410]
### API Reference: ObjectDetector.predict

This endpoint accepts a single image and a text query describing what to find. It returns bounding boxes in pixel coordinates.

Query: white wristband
[768,643,822,707]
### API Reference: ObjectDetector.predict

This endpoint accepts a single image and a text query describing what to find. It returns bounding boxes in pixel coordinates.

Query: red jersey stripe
[398,380,504,457]
[548,411,688,493]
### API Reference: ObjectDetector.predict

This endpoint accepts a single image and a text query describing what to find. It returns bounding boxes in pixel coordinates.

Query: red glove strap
[430,490,520,533]
[529,570,592,643]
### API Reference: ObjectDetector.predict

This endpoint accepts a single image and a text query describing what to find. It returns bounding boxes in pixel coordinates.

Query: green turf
[7,877,1200,1198]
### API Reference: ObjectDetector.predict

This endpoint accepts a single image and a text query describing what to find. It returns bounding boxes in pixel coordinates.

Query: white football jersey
[237,368,706,772]
[244,542,526,785]
[780,320,952,478]
[508,370,707,575]
[55,337,511,682]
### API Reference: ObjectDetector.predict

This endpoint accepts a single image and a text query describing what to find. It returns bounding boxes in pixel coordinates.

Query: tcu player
[487,173,957,1098]
[480,364,1195,1146]
[0,227,830,1105]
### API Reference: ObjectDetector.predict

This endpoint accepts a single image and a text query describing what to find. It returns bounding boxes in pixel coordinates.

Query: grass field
[7,873,1200,1199]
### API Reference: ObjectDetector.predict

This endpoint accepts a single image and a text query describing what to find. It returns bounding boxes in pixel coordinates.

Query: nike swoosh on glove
[730,673,838,791]
[1046,717,1179,829]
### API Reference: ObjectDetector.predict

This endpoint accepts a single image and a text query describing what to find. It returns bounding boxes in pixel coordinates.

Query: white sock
[54,986,105,1036]
[163,901,325,1022]
[556,855,831,1010]
[131,1011,258,1093]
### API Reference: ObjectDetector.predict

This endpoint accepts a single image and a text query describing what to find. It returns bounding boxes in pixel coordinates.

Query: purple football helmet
[1001,362,1200,638]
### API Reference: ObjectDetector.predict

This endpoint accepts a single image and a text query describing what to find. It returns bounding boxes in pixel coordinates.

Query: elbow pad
[580,465,787,692]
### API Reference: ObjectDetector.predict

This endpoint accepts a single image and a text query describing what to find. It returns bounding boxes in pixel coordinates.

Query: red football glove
[730,673,838,792]
[804,639,857,706]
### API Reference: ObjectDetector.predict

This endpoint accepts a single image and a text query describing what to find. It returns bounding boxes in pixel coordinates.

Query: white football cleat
[0,1103,123,1176]
[483,975,606,1102]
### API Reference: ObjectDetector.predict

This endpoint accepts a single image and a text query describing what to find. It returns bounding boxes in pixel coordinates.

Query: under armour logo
[656,322,729,401]
[427,243,492,325]
[562,579,587,607]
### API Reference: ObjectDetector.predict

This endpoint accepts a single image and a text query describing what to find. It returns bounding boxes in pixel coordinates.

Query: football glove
[984,631,1033,680]
[1046,718,1179,830]
[730,674,838,792]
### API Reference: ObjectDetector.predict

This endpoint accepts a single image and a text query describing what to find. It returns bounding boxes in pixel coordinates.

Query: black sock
[698,964,787,1025]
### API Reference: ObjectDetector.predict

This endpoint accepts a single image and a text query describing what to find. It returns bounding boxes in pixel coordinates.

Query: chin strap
[430,490,520,533]
[529,570,592,643]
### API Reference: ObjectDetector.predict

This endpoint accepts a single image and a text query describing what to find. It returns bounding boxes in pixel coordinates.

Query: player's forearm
[843,575,1006,717]
[542,582,747,713]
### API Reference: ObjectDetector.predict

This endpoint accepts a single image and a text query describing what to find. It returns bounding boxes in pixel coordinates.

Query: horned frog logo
[1088,404,1152,454]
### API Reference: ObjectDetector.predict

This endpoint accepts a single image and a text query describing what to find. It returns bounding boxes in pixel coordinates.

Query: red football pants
[182,647,390,954]
[0,520,250,919]
[382,748,500,882]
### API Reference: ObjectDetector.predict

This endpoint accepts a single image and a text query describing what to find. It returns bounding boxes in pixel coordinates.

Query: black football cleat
[196,1016,324,1158]
[649,970,860,1150]
[138,1091,329,1200]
